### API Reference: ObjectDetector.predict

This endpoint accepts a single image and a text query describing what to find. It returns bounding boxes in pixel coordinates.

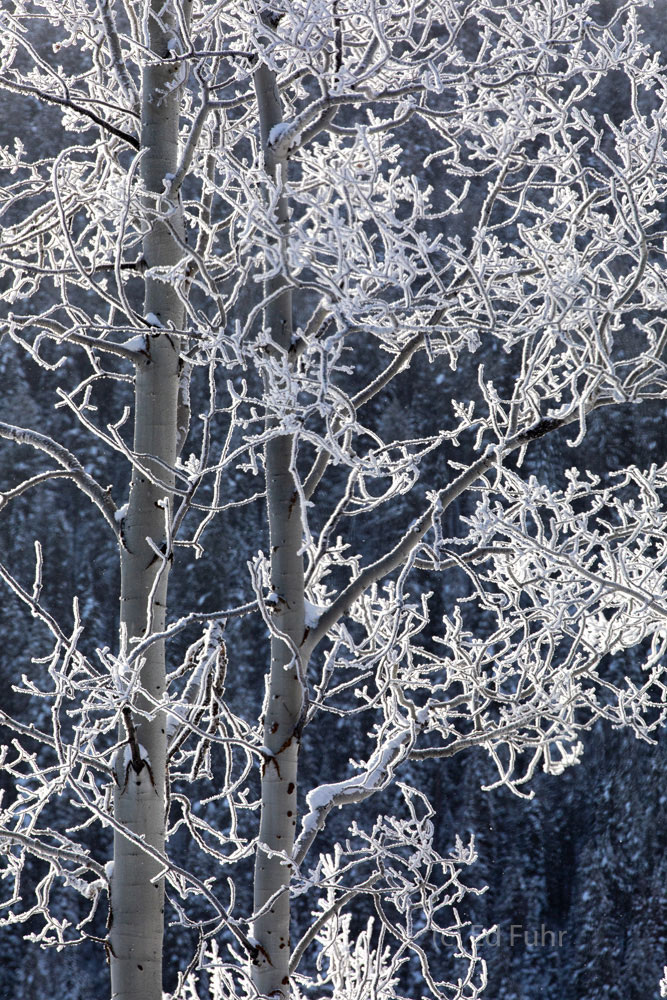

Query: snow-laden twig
[0,423,118,533]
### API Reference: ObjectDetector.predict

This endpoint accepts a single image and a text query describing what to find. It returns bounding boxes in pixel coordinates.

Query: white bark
[2,4,667,1000]
[251,55,306,1000]
[110,2,186,997]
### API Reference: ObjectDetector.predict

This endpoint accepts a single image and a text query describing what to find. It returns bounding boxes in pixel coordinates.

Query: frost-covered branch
[0,423,119,533]
[2,1,667,998]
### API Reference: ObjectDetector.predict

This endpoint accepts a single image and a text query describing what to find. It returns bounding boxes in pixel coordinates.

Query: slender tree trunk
[110,3,186,997]
[252,60,306,1000]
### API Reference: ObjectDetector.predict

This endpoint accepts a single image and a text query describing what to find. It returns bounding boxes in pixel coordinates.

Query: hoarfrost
[268,122,292,147]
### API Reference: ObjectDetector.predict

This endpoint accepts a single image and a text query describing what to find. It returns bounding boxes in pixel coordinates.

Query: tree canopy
[1,1,666,998]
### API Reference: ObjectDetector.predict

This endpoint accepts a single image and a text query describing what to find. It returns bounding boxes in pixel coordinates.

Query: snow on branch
[292,785,488,1000]
[294,708,429,866]
[2,0,667,996]
[0,423,118,533]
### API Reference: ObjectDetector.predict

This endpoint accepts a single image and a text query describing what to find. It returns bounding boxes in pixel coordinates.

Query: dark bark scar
[261,733,295,777]
[249,939,273,967]
[119,705,157,792]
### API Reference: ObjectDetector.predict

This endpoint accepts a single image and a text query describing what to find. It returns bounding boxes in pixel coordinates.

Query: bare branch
[0,423,118,533]
[0,76,140,149]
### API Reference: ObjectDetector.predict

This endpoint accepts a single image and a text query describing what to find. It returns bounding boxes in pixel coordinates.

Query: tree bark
[110,3,186,997]
[251,59,306,1000]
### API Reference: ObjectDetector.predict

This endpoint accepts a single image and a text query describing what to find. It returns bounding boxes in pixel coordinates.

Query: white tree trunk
[252,58,306,1000]
[110,3,186,997]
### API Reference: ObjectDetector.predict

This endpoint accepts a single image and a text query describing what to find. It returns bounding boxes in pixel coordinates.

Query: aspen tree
[0,4,666,1000]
